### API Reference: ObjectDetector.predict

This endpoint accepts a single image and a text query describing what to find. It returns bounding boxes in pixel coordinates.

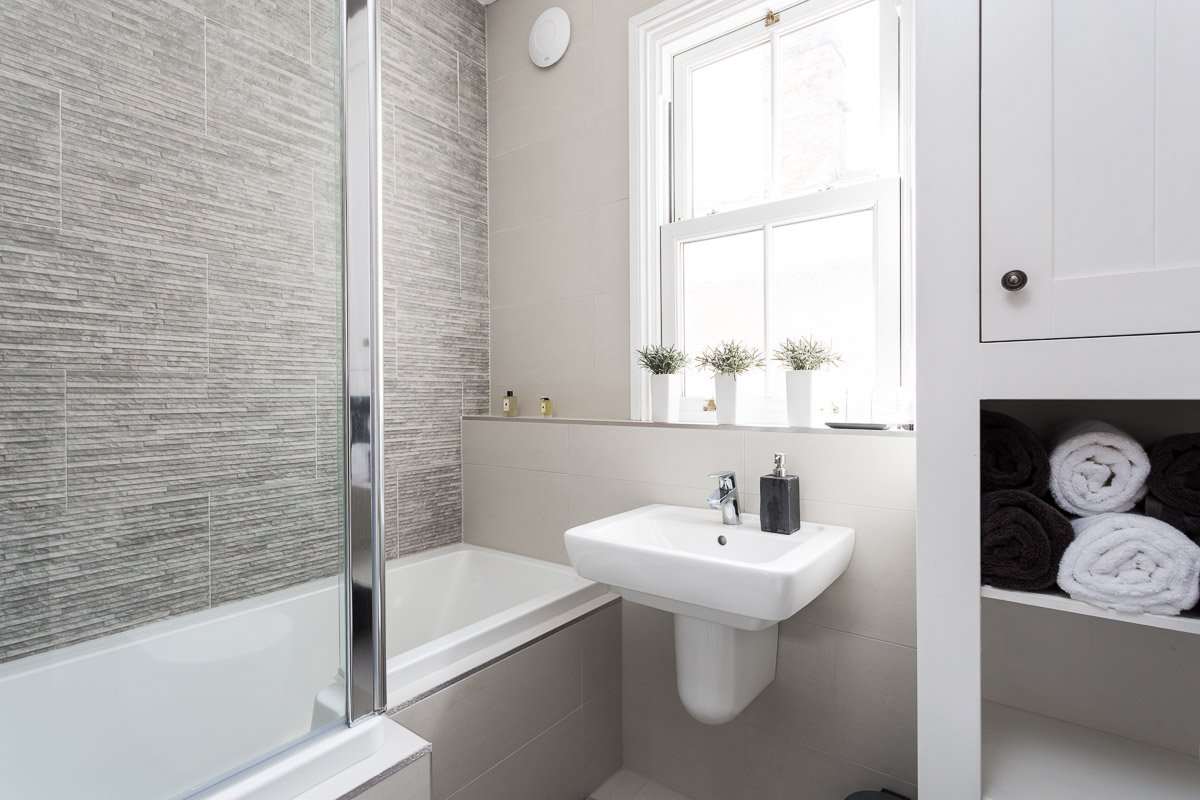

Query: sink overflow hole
[717,535,727,546]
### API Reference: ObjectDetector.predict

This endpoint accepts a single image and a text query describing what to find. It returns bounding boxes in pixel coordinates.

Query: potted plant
[636,344,689,423]
[773,336,842,427]
[695,341,765,425]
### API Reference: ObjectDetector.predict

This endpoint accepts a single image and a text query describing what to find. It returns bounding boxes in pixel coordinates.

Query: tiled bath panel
[390,602,622,800]
[0,0,344,663]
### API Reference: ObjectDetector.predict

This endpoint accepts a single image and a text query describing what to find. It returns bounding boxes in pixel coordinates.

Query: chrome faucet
[707,471,742,526]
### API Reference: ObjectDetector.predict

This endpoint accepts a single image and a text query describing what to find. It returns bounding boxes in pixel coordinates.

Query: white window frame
[629,0,909,422]
[661,179,900,422]
[671,0,897,220]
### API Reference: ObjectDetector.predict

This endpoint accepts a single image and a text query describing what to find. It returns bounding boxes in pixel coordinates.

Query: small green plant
[773,336,842,371]
[635,344,689,375]
[695,340,765,376]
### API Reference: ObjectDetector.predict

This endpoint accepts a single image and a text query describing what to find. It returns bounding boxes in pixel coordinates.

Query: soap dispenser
[759,453,801,534]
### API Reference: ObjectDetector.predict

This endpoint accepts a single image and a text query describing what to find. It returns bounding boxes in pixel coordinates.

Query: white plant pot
[785,370,818,428]
[713,373,741,425]
[649,373,681,423]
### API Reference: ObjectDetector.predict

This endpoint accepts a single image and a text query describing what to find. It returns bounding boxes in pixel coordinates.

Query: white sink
[565,504,854,724]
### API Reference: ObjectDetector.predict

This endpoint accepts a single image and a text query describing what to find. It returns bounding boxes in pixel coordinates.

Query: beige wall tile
[582,685,624,794]
[593,199,630,294]
[793,501,917,648]
[463,418,568,471]
[489,379,600,419]
[567,424,745,489]
[490,209,594,309]
[491,295,595,382]
[594,21,630,114]
[621,601,676,696]
[592,107,630,205]
[488,32,595,156]
[622,679,747,800]
[567,474,707,528]
[593,0,664,27]
[744,431,916,510]
[356,755,431,800]
[490,128,595,232]
[447,711,584,800]
[464,464,570,564]
[581,601,622,700]
[390,625,582,799]
[746,621,918,784]
[744,727,917,800]
[593,378,632,421]
[594,290,631,381]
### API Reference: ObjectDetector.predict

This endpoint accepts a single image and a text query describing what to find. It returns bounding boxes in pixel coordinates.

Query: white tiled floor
[589,768,693,800]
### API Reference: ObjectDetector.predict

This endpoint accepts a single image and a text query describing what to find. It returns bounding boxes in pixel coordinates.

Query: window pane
[680,230,766,399]
[769,211,876,401]
[777,2,881,196]
[688,43,771,217]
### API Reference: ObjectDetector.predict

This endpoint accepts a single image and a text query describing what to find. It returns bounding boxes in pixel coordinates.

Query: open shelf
[981,586,1200,636]
[983,702,1200,800]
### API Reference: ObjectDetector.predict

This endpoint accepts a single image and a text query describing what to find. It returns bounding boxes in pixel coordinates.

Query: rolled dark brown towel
[1149,433,1200,515]
[981,490,1074,591]
[1145,495,1200,541]
[980,411,1051,495]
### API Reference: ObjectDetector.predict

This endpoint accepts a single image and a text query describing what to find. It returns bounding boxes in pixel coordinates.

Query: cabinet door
[981,0,1200,342]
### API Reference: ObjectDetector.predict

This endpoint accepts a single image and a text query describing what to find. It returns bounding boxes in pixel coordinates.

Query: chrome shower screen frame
[342,0,387,722]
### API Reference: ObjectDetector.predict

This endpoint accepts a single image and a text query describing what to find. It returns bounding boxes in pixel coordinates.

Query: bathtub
[0,543,609,798]
[383,544,613,706]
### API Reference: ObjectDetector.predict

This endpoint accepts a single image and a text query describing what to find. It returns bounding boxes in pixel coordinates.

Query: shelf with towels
[981,585,1200,636]
[982,701,1200,800]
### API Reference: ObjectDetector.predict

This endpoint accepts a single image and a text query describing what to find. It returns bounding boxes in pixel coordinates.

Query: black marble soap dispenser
[759,452,801,534]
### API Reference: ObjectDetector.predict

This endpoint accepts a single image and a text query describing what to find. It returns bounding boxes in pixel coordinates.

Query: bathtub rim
[386,593,619,712]
[0,573,341,684]
[195,715,428,800]
[383,543,617,710]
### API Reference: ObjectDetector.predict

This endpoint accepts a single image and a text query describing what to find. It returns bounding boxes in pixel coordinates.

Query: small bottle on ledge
[501,390,519,417]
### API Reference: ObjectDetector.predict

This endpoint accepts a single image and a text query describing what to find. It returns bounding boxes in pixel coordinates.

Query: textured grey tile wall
[0,0,344,663]
[380,0,489,557]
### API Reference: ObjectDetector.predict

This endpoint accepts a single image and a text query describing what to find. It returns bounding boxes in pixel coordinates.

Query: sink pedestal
[673,615,778,725]
[565,505,855,725]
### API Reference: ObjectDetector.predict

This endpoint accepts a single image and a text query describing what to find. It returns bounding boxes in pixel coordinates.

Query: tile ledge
[462,415,915,438]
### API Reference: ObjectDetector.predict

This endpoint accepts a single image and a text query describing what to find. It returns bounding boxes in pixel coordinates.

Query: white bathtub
[384,544,613,706]
[0,543,609,798]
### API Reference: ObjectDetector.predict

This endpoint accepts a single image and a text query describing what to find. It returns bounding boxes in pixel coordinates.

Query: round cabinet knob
[1001,269,1028,292]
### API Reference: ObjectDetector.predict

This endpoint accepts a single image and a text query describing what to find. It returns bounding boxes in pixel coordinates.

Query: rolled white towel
[1049,420,1149,516]
[1058,513,1200,615]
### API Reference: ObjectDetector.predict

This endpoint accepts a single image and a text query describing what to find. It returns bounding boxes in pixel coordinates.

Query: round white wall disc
[529,7,571,68]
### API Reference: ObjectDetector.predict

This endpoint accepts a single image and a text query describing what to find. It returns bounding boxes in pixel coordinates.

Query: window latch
[764,10,781,27]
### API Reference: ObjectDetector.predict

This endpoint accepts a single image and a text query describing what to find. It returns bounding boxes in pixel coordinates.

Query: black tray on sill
[825,422,890,431]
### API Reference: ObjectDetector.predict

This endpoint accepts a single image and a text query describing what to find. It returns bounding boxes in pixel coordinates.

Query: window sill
[462,415,914,437]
